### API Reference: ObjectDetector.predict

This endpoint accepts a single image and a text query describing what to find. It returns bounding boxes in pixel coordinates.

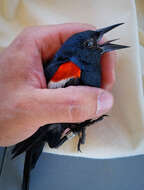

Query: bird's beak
[95,23,129,53]
[96,23,124,41]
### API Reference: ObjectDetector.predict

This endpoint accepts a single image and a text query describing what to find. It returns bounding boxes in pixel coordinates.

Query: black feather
[22,151,32,190]
[22,143,45,190]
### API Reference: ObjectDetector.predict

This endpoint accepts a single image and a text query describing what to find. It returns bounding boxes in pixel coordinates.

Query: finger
[24,86,113,127]
[24,23,96,60]
[101,51,116,90]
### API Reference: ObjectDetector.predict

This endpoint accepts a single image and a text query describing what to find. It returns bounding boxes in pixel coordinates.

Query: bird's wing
[12,126,49,158]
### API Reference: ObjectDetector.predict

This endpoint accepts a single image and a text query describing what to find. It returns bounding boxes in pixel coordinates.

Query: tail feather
[22,143,45,190]
[22,151,32,190]
[31,142,45,169]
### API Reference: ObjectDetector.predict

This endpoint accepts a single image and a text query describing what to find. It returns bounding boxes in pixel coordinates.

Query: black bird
[10,23,128,190]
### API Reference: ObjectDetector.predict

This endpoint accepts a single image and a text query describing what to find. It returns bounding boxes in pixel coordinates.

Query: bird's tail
[22,142,44,190]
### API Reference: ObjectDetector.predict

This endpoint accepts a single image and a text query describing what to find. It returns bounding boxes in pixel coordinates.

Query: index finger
[29,23,96,60]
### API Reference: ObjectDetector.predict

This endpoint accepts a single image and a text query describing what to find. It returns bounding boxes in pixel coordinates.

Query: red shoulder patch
[51,61,81,82]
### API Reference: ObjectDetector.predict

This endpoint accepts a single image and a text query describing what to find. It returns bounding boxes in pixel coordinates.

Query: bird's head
[56,23,128,63]
[46,23,129,87]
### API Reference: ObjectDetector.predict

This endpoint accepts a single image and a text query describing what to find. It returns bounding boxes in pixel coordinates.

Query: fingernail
[96,91,113,115]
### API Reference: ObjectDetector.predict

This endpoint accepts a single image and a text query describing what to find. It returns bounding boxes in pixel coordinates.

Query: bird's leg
[48,115,108,150]
[54,129,76,148]
[77,127,86,152]
[76,115,108,151]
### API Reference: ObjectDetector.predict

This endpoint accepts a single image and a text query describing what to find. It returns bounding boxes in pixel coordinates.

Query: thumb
[26,86,113,126]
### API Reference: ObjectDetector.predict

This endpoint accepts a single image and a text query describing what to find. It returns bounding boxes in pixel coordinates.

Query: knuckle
[18,27,35,41]
[67,94,88,122]
[21,27,33,36]
[68,93,82,106]
[12,27,37,52]
[21,26,39,38]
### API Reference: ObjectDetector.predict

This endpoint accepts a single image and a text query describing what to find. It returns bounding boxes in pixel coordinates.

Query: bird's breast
[48,61,81,89]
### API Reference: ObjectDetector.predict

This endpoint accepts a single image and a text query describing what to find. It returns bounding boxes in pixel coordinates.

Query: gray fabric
[0,147,144,190]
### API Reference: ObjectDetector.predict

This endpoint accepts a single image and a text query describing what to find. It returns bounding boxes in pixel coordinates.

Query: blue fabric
[0,147,144,190]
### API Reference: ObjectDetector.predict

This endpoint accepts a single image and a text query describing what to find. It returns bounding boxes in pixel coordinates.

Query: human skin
[0,23,115,146]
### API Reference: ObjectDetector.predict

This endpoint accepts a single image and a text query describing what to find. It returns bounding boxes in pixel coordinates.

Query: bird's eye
[84,39,95,48]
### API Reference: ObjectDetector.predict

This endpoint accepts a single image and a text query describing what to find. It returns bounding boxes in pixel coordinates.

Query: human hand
[0,23,114,146]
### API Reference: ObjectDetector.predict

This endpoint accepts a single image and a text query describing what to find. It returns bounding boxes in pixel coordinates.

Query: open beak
[95,23,129,53]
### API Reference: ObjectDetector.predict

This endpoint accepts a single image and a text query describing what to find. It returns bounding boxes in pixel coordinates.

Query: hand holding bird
[0,23,114,147]
[0,23,123,190]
